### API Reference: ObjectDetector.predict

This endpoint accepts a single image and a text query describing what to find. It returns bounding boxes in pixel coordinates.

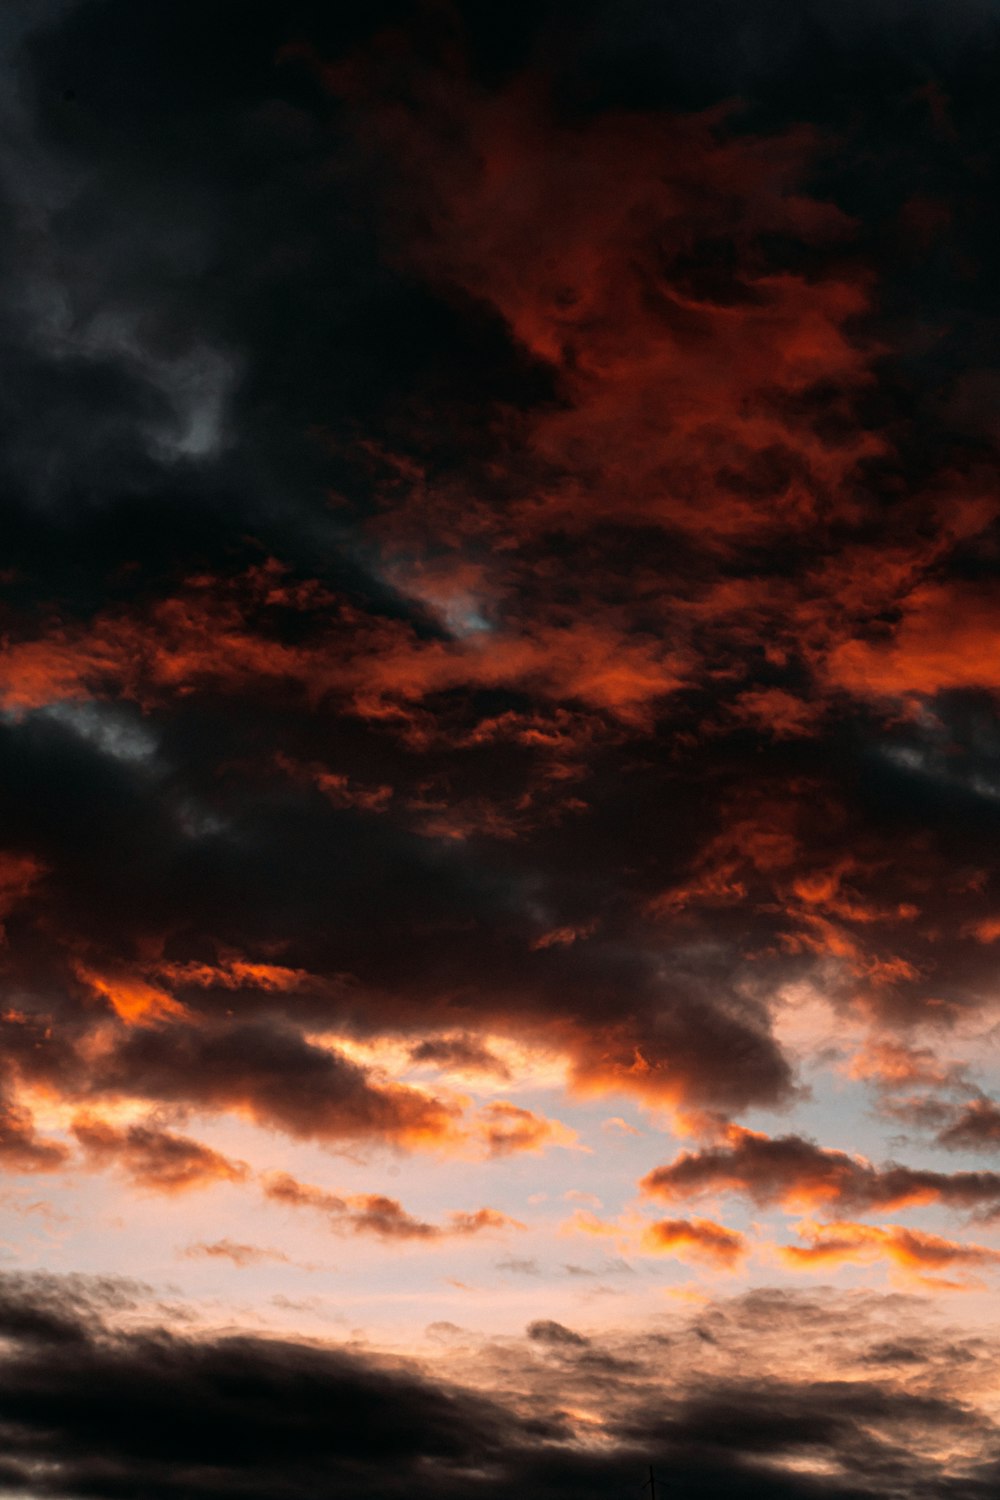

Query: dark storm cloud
[1,0,1000,1252]
[0,1274,994,1500]
[0,1273,549,1500]
[0,702,798,1122]
[4,6,1000,1498]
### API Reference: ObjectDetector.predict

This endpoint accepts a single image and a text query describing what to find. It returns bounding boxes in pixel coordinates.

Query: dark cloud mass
[0,1273,995,1500]
[3,0,1000,1493]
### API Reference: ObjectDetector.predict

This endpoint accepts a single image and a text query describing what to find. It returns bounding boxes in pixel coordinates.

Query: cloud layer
[2,0,1000,1494]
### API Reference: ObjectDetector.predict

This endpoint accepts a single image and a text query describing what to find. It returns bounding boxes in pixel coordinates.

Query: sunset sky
[2,2,1000,1497]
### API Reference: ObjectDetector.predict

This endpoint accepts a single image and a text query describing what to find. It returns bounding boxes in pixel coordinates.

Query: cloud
[408,1033,512,1078]
[0,1272,992,1500]
[526,1319,589,1347]
[641,1126,1000,1216]
[262,1171,523,1241]
[780,1219,1000,1283]
[826,584,1000,701]
[0,1271,544,1500]
[641,1217,747,1268]
[0,851,46,936]
[71,1115,248,1193]
[2,13,1000,1497]
[181,1239,292,1267]
[473,1101,579,1157]
[94,1021,466,1150]
[0,1091,69,1174]
[936,1098,1000,1153]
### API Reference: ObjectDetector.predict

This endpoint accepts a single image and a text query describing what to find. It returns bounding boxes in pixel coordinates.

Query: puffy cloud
[826,584,1000,702]
[641,1217,747,1268]
[526,1319,589,1347]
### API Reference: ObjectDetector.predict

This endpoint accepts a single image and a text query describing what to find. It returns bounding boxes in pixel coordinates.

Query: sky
[1,1,1000,1496]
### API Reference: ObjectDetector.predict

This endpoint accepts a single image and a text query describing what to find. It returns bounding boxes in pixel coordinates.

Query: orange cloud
[473,1101,579,1157]
[641,1125,1000,1215]
[151,959,316,993]
[845,1038,958,1090]
[965,916,1000,944]
[75,965,191,1027]
[0,583,690,728]
[780,1219,1000,1284]
[641,1216,747,1268]
[531,922,597,951]
[262,1171,523,1240]
[72,1115,248,1193]
[0,1094,70,1174]
[275,753,393,814]
[648,813,799,915]
[96,1020,468,1152]
[182,1240,291,1267]
[729,688,824,740]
